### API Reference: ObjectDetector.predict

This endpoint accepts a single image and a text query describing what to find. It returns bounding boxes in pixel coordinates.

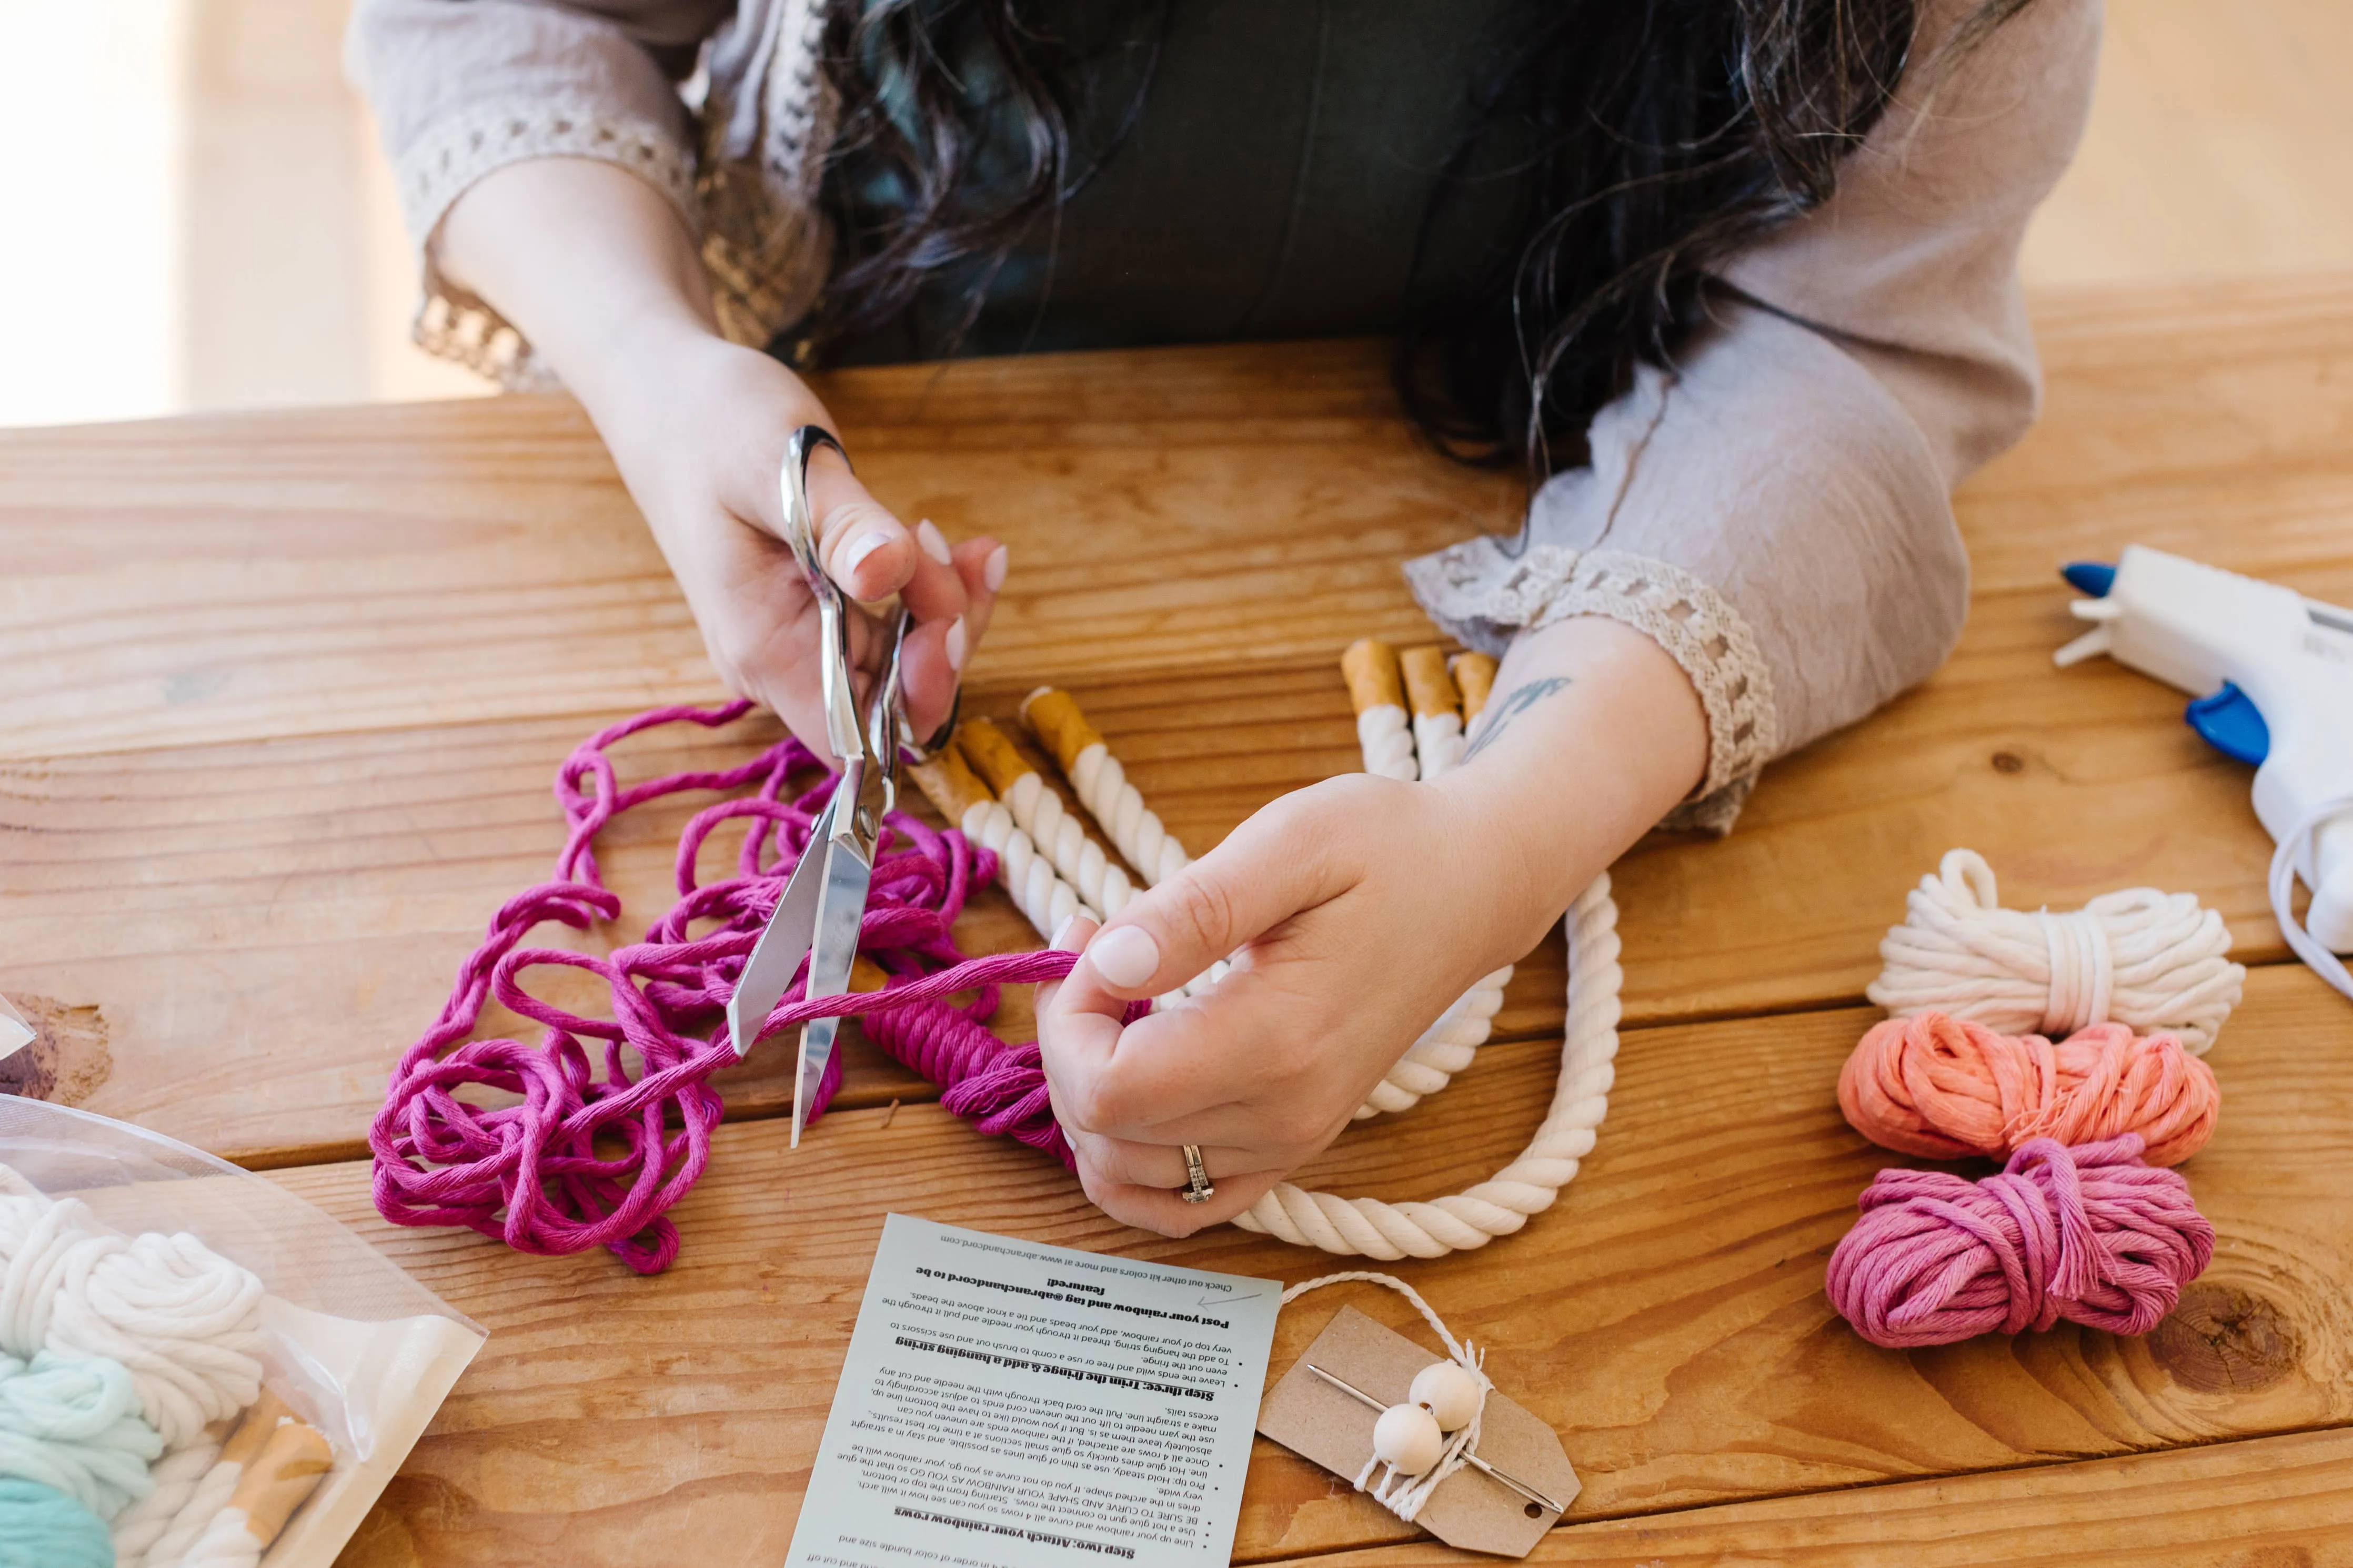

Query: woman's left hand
[1035,771,1552,1236]
[1033,615,1713,1238]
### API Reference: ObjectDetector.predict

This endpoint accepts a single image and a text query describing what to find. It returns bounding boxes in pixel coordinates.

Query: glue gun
[2054,544,2353,993]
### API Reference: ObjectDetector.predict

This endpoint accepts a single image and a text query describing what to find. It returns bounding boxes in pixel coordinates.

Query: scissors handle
[780,426,867,764]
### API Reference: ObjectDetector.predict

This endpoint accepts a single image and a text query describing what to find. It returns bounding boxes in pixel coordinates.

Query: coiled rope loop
[1237,875,1619,1259]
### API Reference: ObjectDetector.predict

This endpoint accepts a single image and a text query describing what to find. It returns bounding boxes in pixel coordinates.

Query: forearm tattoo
[1461,676,1572,762]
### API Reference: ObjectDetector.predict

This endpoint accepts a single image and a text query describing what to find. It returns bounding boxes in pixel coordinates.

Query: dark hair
[813,0,2029,474]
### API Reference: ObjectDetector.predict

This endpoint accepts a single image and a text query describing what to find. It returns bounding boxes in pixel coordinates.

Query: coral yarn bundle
[1826,1135,2214,1347]
[372,703,1094,1274]
[1838,1011,2220,1166]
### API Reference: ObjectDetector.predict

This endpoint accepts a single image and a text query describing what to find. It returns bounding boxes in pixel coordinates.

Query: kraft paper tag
[1256,1306,1578,1559]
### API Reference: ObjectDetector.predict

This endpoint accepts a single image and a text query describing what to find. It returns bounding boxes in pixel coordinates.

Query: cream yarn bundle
[0,1191,264,1452]
[1867,848,2245,1054]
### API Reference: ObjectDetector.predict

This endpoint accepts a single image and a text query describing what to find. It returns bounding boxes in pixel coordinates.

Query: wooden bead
[1372,1402,1444,1475]
[1410,1360,1483,1431]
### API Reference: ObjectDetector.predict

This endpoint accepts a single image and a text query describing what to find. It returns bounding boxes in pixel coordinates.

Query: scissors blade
[726,791,841,1059]
[793,781,876,1147]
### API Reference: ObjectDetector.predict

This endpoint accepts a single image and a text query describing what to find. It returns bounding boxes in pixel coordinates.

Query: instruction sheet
[787,1214,1281,1568]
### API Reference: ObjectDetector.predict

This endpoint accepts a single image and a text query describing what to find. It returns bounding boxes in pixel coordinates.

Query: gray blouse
[346,0,2102,829]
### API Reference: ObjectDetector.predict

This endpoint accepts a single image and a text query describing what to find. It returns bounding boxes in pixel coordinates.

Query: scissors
[725,426,910,1147]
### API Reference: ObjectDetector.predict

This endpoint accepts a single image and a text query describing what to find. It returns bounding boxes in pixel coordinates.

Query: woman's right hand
[595,330,1004,752]
[435,156,1000,752]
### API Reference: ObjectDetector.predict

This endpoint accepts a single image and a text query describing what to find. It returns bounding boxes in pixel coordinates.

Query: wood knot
[2151,1283,2300,1393]
[0,996,111,1106]
[1990,751,2026,775]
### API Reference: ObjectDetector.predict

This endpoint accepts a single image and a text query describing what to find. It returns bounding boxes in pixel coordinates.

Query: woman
[349,0,2098,1236]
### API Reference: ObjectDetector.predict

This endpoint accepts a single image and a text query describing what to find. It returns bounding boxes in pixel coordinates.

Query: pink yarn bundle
[1826,1135,2215,1348]
[372,702,1090,1274]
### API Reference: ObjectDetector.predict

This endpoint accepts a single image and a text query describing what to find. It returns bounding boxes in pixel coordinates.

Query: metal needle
[1302,1362,1565,1516]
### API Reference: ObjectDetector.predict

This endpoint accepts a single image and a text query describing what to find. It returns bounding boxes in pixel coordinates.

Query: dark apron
[814,0,1525,366]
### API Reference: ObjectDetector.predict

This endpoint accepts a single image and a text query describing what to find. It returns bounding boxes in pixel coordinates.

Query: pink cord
[371,702,1092,1273]
[1826,1135,2214,1347]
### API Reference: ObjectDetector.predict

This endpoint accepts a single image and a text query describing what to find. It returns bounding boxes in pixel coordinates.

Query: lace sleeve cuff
[395,100,699,388]
[1403,540,1781,834]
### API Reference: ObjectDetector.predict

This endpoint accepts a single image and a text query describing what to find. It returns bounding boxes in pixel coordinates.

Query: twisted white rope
[1237,874,1620,1259]
[1866,848,2245,1054]
[1352,966,1511,1120]
[1355,707,1418,781]
[1410,713,1465,781]
[110,1435,218,1561]
[1052,741,1228,997]
[0,1193,263,1452]
[138,1451,242,1568]
[1067,743,1191,889]
[953,801,1096,945]
[999,772,1136,919]
[1279,1272,1492,1523]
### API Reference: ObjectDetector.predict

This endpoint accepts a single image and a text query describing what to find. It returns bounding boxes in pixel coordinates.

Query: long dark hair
[812,0,2027,473]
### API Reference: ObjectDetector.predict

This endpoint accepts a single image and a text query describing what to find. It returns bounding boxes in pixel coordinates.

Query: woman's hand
[435,156,1003,753]
[595,331,1004,750]
[1037,772,1548,1235]
[1035,615,1710,1237]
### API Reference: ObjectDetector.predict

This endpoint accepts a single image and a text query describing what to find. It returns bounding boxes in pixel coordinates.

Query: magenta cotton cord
[370,702,1099,1274]
[1825,1134,2216,1347]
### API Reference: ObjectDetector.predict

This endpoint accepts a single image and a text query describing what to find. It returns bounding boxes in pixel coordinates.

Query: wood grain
[0,343,1519,762]
[1962,273,2353,596]
[0,582,2285,1166]
[1265,1425,2353,1566]
[14,277,2353,763]
[276,963,2349,1566]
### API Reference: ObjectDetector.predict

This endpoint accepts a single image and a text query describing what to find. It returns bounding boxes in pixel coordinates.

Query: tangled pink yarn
[372,702,1092,1274]
[1826,1135,2214,1347]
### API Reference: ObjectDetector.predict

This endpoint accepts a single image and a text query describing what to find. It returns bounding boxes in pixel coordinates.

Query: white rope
[138,1451,242,1567]
[953,801,1097,945]
[1067,742,1192,889]
[999,771,1136,918]
[1236,874,1619,1259]
[1410,713,1465,781]
[0,1192,264,1451]
[111,1435,219,1562]
[182,1504,271,1568]
[1865,848,2244,1053]
[1279,1272,1491,1523]
[1355,707,1418,781]
[1353,966,1511,1120]
[1054,741,1229,997]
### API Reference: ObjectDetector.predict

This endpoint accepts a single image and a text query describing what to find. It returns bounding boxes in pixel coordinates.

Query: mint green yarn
[0,1352,160,1521]
[0,1475,111,1568]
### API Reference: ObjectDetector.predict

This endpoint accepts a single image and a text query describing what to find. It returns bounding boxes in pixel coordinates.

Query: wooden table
[6,274,2353,1565]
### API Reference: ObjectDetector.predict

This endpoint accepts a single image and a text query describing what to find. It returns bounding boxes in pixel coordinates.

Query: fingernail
[917,519,952,564]
[1050,914,1079,949]
[841,530,894,580]
[1088,925,1160,990]
[984,543,1010,594]
[944,615,968,672]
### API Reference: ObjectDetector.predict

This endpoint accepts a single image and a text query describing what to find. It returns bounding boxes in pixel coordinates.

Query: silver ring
[1179,1145,1215,1205]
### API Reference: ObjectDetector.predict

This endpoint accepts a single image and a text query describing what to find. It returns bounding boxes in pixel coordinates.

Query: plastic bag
[0,1096,482,1566]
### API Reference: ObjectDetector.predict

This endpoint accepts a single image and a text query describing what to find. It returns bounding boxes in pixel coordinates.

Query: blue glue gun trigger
[2185,682,2270,765]
[2062,560,2118,598]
